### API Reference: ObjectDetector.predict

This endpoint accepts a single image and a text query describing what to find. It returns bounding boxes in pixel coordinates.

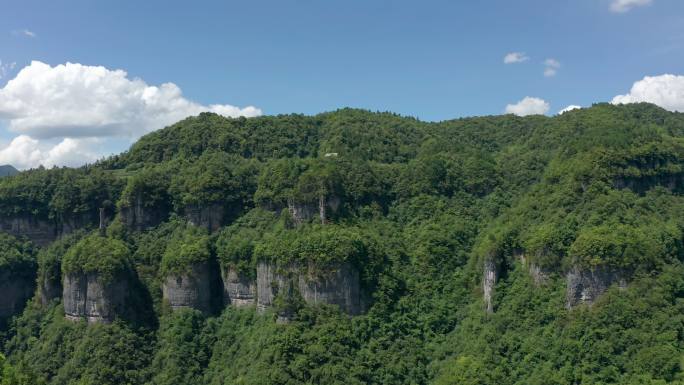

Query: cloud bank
[0,61,261,169]
[505,97,550,116]
[612,74,684,112]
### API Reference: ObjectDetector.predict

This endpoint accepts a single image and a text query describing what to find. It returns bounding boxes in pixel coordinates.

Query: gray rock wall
[287,195,341,225]
[0,271,35,318]
[0,215,57,246]
[222,266,256,307]
[185,204,225,232]
[63,273,128,323]
[483,259,497,314]
[120,193,168,231]
[256,261,364,315]
[0,212,98,247]
[40,274,62,306]
[565,266,627,308]
[162,262,212,313]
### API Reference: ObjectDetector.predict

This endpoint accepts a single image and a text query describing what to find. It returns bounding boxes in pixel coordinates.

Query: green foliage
[4,103,684,385]
[61,233,131,282]
[160,224,211,275]
[215,208,278,276]
[0,234,35,274]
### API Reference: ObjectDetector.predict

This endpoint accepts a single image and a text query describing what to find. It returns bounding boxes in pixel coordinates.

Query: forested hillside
[0,103,683,384]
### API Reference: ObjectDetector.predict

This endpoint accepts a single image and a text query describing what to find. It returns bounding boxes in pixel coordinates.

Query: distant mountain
[0,165,19,177]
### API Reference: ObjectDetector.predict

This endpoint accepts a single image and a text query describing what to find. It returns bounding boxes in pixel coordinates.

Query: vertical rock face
[0,271,35,318]
[287,195,341,225]
[298,262,363,315]
[40,274,62,306]
[517,253,550,286]
[222,266,256,307]
[0,212,98,247]
[255,262,287,311]
[162,262,212,313]
[483,259,497,314]
[185,204,226,232]
[120,193,168,231]
[565,266,627,308]
[0,216,57,246]
[256,261,365,315]
[63,273,129,324]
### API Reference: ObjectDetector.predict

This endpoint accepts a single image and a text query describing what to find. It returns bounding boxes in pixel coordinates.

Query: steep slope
[0,103,684,385]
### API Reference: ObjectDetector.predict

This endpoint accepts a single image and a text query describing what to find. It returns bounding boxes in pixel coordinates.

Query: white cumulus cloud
[505,97,550,116]
[544,58,560,77]
[610,0,653,13]
[611,74,684,112]
[558,105,582,114]
[0,61,262,169]
[504,52,529,64]
[0,61,261,139]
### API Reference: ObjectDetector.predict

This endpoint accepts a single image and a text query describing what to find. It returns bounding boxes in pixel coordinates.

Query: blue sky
[0,0,683,168]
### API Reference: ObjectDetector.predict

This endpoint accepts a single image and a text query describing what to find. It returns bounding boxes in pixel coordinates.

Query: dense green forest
[0,103,684,384]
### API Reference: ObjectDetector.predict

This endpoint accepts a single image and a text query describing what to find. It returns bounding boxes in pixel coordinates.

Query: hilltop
[0,103,683,384]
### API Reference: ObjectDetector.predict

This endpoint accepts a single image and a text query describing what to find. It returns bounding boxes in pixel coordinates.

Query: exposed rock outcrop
[483,259,497,313]
[222,266,256,307]
[565,266,627,308]
[287,195,341,225]
[613,172,684,195]
[518,253,550,286]
[256,261,365,316]
[63,273,129,323]
[0,211,103,247]
[162,262,212,313]
[0,216,57,246]
[185,204,227,232]
[120,193,169,231]
[0,271,35,319]
[39,274,62,306]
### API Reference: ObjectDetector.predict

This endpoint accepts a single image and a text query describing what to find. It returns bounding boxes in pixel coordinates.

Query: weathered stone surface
[287,195,341,225]
[40,274,62,306]
[185,204,225,232]
[614,172,684,195]
[565,266,627,308]
[483,259,497,314]
[0,215,57,246]
[0,212,99,247]
[162,262,212,313]
[0,271,35,318]
[120,193,168,231]
[222,266,256,307]
[63,273,129,324]
[298,262,364,315]
[256,261,365,315]
[518,253,550,286]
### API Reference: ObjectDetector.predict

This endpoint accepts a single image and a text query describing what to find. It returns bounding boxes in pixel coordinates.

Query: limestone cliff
[162,262,212,313]
[185,204,225,232]
[482,259,497,313]
[0,211,101,247]
[120,193,169,231]
[287,195,341,225]
[565,266,627,308]
[517,253,550,286]
[39,273,62,306]
[0,270,35,319]
[63,272,129,323]
[222,266,256,307]
[256,261,365,316]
